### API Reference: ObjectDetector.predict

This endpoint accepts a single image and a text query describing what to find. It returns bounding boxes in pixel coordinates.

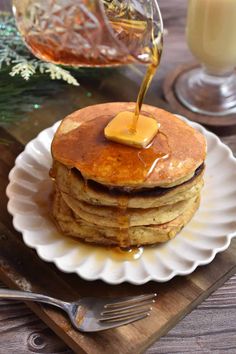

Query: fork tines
[99,293,157,324]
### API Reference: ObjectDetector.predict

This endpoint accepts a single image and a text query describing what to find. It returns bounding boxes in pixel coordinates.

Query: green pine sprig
[0,12,79,86]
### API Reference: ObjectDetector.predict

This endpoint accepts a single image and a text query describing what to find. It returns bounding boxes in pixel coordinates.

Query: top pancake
[51,102,206,188]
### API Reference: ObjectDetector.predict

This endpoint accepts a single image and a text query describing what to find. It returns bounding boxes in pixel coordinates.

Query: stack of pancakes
[51,103,206,247]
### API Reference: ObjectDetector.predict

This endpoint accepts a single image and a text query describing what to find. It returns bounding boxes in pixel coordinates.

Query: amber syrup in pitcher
[22,0,155,65]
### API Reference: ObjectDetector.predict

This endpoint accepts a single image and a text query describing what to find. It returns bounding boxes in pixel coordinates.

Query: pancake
[51,102,206,188]
[50,103,206,247]
[53,160,204,208]
[61,189,197,227]
[52,189,200,247]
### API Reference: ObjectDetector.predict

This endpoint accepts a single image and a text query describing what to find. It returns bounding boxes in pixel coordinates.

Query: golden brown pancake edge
[51,102,206,188]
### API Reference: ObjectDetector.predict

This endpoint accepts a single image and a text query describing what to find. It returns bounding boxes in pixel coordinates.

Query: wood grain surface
[0,0,235,353]
[0,275,235,354]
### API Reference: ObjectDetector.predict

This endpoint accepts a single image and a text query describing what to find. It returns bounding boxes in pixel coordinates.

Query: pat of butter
[104,111,160,148]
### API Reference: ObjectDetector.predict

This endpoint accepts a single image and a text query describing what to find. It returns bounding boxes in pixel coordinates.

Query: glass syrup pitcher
[13,0,163,139]
[12,0,163,68]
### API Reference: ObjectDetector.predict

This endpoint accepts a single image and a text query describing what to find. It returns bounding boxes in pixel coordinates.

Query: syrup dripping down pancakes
[51,102,206,247]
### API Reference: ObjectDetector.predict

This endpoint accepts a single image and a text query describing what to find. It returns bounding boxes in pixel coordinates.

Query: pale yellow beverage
[187,0,236,73]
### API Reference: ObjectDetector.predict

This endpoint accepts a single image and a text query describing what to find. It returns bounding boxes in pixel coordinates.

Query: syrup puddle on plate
[53,233,145,262]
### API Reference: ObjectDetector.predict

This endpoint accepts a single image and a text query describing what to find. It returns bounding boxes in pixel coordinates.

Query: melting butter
[104,111,160,148]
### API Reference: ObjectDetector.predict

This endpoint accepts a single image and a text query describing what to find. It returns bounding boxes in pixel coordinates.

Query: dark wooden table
[0,0,235,353]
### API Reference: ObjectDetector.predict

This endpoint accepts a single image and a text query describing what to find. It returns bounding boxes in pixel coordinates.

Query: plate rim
[6,114,236,285]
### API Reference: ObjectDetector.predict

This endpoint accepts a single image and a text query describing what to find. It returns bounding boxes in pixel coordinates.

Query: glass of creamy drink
[175,0,236,116]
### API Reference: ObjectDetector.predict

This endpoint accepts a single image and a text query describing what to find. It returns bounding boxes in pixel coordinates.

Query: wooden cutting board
[0,128,235,354]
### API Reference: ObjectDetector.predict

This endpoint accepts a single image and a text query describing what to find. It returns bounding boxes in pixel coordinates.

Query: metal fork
[0,289,156,332]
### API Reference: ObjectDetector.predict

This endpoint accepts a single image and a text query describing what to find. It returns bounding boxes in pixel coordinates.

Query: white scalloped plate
[6,115,236,284]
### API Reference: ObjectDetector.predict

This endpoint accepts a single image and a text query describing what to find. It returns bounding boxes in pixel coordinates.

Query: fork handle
[0,288,69,311]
